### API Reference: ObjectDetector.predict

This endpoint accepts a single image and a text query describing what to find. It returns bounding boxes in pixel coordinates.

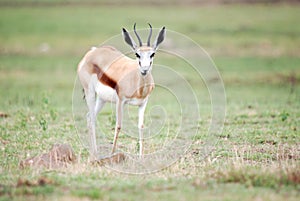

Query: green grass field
[0,2,299,201]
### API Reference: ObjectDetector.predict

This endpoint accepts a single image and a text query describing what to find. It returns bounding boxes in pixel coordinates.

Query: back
[79,46,137,82]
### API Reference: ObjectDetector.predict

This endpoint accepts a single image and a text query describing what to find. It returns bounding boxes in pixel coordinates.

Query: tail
[91,46,97,51]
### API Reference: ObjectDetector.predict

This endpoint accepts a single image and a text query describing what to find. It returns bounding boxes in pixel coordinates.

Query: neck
[137,71,153,98]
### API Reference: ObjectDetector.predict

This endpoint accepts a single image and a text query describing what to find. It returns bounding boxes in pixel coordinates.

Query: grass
[0,2,300,201]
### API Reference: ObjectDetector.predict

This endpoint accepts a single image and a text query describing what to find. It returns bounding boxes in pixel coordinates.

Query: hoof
[91,152,126,166]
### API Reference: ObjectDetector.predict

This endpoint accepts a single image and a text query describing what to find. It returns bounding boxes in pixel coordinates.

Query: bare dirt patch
[19,143,77,169]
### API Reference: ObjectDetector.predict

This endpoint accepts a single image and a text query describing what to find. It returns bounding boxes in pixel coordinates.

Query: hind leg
[85,78,103,160]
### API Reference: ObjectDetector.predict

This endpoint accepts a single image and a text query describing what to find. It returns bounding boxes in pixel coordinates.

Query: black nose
[141,70,147,76]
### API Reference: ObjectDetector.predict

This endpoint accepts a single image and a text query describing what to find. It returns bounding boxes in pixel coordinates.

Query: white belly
[125,97,147,106]
[94,78,117,103]
[93,77,147,106]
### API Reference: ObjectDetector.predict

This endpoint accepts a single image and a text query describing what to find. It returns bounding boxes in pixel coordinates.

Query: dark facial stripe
[92,64,118,91]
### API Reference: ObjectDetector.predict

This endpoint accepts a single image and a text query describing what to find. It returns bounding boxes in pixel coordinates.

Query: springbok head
[122,23,166,76]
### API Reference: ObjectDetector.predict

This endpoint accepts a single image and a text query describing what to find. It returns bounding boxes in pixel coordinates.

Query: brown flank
[92,64,118,92]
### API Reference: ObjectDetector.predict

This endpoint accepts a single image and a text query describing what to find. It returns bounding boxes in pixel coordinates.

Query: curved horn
[134,23,142,47]
[147,23,152,46]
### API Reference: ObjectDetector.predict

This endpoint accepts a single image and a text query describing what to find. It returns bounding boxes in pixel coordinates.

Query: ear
[122,28,137,50]
[153,27,166,50]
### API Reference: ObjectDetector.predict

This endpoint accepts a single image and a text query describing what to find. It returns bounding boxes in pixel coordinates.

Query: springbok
[77,23,166,159]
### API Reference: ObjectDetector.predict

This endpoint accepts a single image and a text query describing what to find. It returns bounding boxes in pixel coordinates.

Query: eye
[150,53,155,58]
[135,53,140,58]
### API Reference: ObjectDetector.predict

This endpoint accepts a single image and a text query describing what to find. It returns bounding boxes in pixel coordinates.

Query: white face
[122,24,165,76]
[135,47,155,76]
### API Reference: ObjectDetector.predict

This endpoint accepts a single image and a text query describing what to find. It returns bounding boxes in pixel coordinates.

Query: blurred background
[1,0,299,107]
[1,0,299,147]
[1,0,299,153]
[0,0,299,200]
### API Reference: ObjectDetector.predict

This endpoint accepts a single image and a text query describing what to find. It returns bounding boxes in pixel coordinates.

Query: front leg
[111,98,124,154]
[138,99,148,156]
